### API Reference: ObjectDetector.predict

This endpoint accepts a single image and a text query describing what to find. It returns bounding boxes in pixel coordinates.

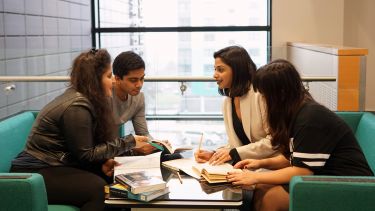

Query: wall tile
[0,110,7,119]
[27,36,44,56]
[57,0,69,18]
[0,60,5,76]
[81,20,91,35]
[81,35,91,50]
[43,17,58,35]
[71,36,82,51]
[81,4,90,20]
[58,36,71,53]
[0,83,11,108]
[0,0,4,11]
[45,72,67,92]
[26,56,45,75]
[7,98,28,114]
[69,3,81,19]
[58,52,71,70]
[70,19,81,35]
[82,0,90,5]
[58,18,70,35]
[5,58,26,75]
[0,37,4,60]
[27,95,47,110]
[3,0,24,13]
[0,14,4,35]
[4,13,25,35]
[25,0,42,15]
[43,36,58,54]
[28,82,46,99]
[44,54,59,73]
[68,0,83,4]
[5,76,28,108]
[26,15,43,35]
[43,0,57,17]
[5,37,26,59]
[46,89,63,104]
[1,0,92,118]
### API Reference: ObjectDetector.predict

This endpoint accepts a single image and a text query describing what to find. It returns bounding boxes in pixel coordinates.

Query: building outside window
[93,0,271,146]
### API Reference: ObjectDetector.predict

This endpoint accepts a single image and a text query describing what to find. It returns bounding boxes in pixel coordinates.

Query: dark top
[290,101,373,176]
[230,98,250,164]
[12,88,136,171]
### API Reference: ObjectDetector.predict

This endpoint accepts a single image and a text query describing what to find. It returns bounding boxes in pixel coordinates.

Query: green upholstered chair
[290,112,375,211]
[0,111,79,211]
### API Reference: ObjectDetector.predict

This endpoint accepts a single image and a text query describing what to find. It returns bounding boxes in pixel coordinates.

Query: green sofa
[0,111,79,211]
[290,111,375,211]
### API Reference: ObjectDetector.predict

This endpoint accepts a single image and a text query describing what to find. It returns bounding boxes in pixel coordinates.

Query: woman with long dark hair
[227,59,373,211]
[195,46,277,165]
[11,49,149,211]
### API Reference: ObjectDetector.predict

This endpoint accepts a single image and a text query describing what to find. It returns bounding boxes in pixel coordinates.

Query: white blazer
[222,87,277,159]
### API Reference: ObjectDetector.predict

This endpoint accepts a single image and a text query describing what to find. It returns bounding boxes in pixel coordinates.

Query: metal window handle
[180,82,187,95]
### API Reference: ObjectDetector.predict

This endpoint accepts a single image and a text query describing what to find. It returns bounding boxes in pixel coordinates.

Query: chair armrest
[0,173,48,211]
[290,176,375,211]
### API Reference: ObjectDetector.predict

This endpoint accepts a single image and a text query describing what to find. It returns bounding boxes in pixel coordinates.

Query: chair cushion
[355,112,375,172]
[0,112,35,172]
[0,173,48,211]
[335,112,364,132]
[48,205,80,211]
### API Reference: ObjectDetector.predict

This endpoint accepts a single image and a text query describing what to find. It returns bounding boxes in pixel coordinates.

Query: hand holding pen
[194,133,214,163]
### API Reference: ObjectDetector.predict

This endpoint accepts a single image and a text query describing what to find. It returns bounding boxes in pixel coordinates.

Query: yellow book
[193,163,243,183]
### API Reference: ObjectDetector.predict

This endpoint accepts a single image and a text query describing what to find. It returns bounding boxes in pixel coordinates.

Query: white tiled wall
[0,0,92,119]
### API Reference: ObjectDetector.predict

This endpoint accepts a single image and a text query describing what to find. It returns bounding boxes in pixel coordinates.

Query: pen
[176,171,183,184]
[198,133,204,152]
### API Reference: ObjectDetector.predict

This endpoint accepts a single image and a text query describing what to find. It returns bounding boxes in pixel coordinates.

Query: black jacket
[25,88,135,168]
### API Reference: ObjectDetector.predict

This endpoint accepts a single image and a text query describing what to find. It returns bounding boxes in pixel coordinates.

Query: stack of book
[111,170,169,202]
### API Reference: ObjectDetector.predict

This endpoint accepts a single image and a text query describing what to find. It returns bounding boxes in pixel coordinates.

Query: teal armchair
[290,112,375,211]
[0,111,79,211]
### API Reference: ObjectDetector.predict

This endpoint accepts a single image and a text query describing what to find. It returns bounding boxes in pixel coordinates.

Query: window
[93,0,271,119]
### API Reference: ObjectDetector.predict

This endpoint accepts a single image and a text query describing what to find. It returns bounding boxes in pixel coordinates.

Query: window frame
[91,0,273,62]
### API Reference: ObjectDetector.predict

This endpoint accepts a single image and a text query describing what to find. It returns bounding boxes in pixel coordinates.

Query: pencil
[198,133,204,152]
[176,171,183,184]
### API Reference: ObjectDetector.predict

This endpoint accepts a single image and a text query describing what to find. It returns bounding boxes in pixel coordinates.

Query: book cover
[109,183,170,202]
[115,171,167,194]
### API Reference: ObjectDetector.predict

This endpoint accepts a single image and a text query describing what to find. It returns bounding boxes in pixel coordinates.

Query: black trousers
[11,166,109,211]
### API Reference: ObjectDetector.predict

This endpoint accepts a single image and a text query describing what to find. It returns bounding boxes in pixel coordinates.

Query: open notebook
[162,158,242,183]
[114,151,162,177]
[193,162,242,183]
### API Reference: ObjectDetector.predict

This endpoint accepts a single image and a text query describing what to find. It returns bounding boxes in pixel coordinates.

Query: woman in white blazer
[195,46,277,165]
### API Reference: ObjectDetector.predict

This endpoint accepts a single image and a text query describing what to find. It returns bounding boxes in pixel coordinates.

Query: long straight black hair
[213,46,257,97]
[253,59,313,155]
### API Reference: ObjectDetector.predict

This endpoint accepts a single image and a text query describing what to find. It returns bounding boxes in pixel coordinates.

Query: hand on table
[102,159,119,177]
[227,169,258,186]
[208,148,231,165]
[234,159,262,170]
